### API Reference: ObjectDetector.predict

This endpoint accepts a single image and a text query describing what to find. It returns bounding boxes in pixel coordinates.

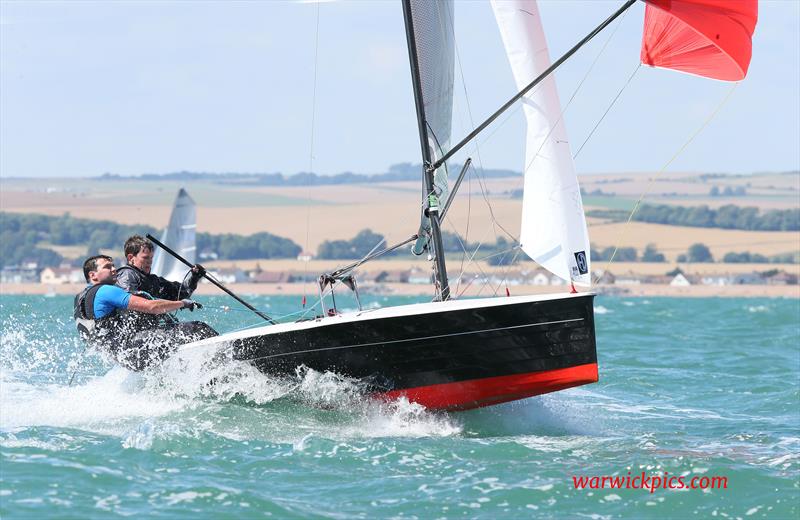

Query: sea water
[1,294,798,519]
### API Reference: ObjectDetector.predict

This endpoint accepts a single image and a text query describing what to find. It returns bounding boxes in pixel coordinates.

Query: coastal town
[4,257,797,299]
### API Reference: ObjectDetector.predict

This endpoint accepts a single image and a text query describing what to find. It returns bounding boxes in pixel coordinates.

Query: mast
[401,0,450,301]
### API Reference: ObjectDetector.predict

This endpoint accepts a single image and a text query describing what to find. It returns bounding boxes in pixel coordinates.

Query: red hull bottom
[381,363,599,411]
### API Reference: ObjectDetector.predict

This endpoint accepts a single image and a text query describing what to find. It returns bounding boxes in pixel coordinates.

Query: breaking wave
[1,330,462,447]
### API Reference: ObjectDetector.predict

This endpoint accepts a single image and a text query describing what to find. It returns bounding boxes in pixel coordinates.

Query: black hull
[224,293,598,410]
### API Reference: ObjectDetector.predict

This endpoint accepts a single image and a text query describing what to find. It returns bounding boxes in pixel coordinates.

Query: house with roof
[593,269,616,285]
[209,267,248,284]
[529,270,550,286]
[40,266,83,284]
[733,272,765,285]
[408,267,432,285]
[644,275,673,285]
[765,271,798,285]
[701,275,732,286]
[379,270,410,284]
[296,251,315,262]
[1,264,40,284]
[250,271,293,284]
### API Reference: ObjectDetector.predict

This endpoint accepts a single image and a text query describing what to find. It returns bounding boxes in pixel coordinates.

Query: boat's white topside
[176,291,593,353]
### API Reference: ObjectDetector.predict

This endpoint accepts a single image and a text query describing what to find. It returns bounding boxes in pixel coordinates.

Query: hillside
[1,170,797,266]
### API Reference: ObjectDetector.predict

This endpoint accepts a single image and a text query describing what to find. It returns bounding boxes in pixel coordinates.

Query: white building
[530,271,550,285]
[40,266,83,284]
[209,268,248,284]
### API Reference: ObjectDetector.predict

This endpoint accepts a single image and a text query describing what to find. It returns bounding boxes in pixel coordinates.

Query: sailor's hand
[189,263,206,282]
[181,299,202,311]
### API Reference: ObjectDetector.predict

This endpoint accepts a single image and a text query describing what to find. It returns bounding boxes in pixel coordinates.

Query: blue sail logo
[574,251,588,275]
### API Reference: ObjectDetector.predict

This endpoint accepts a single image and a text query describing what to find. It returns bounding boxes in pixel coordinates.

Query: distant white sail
[151,188,197,283]
[491,0,591,286]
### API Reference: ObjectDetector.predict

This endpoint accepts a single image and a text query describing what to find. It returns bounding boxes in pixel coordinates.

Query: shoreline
[2,282,798,298]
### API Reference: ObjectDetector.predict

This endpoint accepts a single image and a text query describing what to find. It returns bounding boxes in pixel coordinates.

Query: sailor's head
[84,255,116,285]
[124,235,154,274]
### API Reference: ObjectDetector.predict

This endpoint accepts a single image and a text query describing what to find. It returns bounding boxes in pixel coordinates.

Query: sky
[1,0,798,178]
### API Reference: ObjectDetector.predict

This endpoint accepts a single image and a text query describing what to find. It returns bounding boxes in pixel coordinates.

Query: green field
[581,195,638,211]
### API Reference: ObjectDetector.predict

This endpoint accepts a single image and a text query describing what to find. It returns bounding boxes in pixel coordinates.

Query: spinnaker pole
[431,0,637,171]
[402,0,451,301]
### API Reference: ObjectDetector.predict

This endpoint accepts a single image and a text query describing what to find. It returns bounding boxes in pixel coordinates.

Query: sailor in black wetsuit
[74,254,217,371]
[117,235,204,300]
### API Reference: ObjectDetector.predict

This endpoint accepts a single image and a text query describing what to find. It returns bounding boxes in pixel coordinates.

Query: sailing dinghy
[151,188,197,283]
[168,0,756,411]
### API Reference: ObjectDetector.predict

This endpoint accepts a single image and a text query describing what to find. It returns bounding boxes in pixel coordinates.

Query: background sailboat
[151,188,197,283]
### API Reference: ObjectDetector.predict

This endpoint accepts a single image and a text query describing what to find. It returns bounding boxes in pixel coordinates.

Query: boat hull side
[381,362,598,411]
[231,293,597,410]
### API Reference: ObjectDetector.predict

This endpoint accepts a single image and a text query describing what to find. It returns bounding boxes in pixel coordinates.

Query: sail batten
[491,0,591,286]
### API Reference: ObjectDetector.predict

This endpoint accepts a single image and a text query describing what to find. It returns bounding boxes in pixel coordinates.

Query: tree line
[99,163,518,187]
[317,232,797,266]
[588,204,799,231]
[592,242,796,264]
[0,212,302,269]
[4,212,794,272]
[316,229,515,264]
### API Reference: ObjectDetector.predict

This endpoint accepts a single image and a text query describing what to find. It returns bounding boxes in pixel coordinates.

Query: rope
[593,82,741,283]
[449,13,516,257]
[442,217,495,293]
[490,247,523,297]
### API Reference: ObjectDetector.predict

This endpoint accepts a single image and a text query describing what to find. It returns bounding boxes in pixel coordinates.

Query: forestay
[491,0,591,286]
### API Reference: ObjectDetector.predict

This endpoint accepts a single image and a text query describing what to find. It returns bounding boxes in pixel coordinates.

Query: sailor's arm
[127,294,185,314]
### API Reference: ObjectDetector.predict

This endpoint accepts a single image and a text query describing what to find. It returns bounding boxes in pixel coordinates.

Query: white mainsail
[491,0,591,286]
[151,188,197,282]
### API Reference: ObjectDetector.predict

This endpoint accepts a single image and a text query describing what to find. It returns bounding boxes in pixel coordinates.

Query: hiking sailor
[116,235,205,299]
[74,254,217,371]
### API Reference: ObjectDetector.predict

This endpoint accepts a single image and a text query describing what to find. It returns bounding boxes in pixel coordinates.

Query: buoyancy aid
[73,284,127,344]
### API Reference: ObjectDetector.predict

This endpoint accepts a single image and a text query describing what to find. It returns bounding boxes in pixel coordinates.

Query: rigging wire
[446,7,516,292]
[573,63,641,160]
[302,1,322,307]
[503,6,634,215]
[593,82,742,283]
[443,5,630,295]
